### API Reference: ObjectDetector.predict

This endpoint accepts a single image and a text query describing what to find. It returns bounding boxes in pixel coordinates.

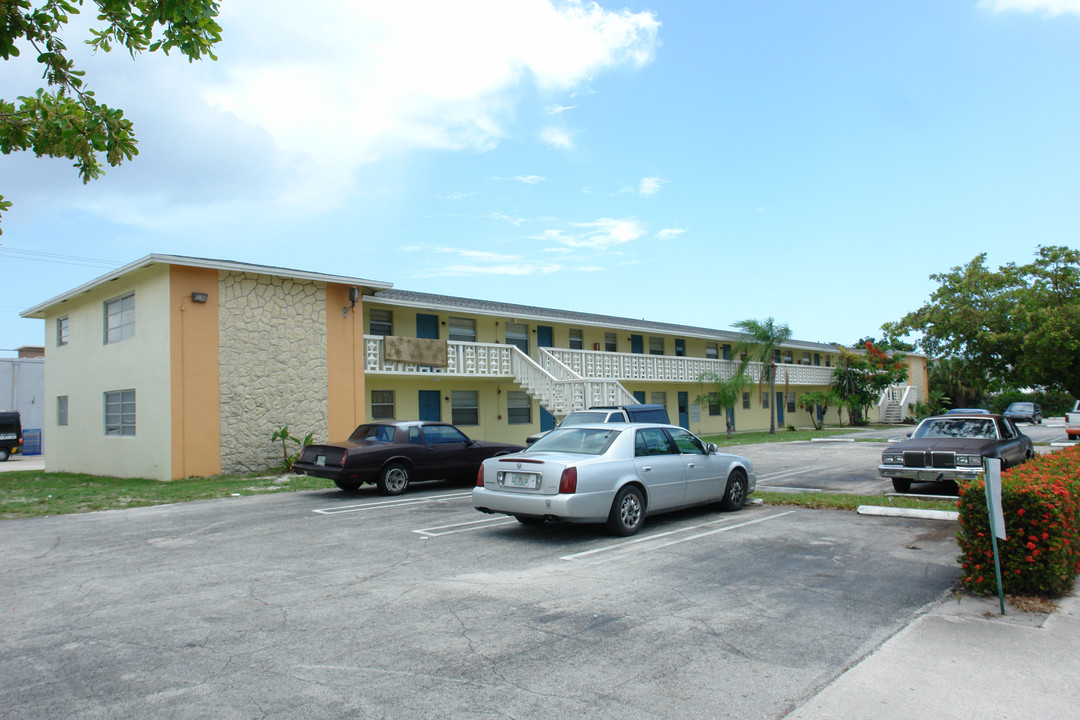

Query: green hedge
[956,446,1080,597]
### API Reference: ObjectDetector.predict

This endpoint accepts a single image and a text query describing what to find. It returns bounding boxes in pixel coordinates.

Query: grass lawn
[0,470,329,520]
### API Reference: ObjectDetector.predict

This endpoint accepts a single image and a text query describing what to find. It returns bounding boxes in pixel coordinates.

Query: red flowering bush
[956,445,1080,597]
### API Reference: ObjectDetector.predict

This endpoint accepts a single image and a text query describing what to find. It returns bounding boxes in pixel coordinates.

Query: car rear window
[526,427,620,455]
[349,424,396,442]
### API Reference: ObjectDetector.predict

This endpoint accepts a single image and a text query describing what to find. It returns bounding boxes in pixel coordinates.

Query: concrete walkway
[789,582,1080,719]
[0,453,44,472]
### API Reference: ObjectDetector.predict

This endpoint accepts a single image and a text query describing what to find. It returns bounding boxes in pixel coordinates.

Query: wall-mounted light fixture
[191,292,208,303]
[343,286,360,318]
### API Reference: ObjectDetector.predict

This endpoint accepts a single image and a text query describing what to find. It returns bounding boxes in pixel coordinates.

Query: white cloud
[638,176,667,197]
[494,175,546,184]
[202,0,658,205]
[654,228,686,241]
[530,217,647,250]
[979,0,1080,15]
[438,192,477,200]
[541,126,575,149]
[547,104,577,114]
[402,244,602,277]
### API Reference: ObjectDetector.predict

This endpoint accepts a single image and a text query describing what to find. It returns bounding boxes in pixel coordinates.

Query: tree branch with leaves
[0,0,222,234]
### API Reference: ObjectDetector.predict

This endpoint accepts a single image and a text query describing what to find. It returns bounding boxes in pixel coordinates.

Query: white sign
[984,458,1006,540]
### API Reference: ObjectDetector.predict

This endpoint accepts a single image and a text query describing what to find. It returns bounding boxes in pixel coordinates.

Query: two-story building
[21,254,921,480]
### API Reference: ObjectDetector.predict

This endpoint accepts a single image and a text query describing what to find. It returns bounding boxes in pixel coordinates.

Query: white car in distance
[473,423,756,536]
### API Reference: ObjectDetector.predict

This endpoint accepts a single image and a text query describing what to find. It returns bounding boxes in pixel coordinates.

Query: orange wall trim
[326,285,366,439]
[170,267,222,479]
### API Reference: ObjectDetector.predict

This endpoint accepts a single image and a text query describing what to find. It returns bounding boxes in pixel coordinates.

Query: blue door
[630,334,644,354]
[540,407,555,432]
[537,326,553,348]
[677,391,689,429]
[633,391,646,404]
[416,314,438,339]
[418,390,441,421]
[776,392,785,426]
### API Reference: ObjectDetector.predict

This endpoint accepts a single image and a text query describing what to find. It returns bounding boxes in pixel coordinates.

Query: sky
[2,0,1079,357]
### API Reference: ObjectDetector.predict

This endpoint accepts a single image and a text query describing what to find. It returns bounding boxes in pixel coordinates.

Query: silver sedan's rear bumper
[472,486,614,523]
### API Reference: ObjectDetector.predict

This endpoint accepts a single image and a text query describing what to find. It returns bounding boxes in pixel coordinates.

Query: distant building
[0,355,45,434]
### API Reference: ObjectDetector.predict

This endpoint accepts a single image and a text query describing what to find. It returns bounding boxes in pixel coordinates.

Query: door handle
[641,466,652,471]
[687,463,696,468]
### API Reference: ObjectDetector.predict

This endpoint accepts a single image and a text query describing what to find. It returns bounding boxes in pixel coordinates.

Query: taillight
[476,464,485,487]
[559,467,577,494]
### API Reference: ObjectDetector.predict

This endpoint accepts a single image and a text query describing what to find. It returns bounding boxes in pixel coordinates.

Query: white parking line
[312,491,473,515]
[412,516,518,537]
[757,486,823,493]
[560,510,796,562]
[758,467,827,481]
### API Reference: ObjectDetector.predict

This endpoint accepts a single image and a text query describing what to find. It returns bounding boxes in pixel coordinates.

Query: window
[742,392,751,409]
[505,323,528,354]
[760,393,769,409]
[705,343,718,359]
[104,293,135,344]
[814,353,821,366]
[649,337,664,355]
[448,317,476,342]
[371,390,395,419]
[57,316,69,346]
[104,389,136,436]
[782,350,793,364]
[708,401,723,416]
[507,391,531,424]
[650,392,666,408]
[569,328,584,350]
[368,309,392,336]
[605,332,617,352]
[801,353,811,365]
[674,339,686,356]
[787,392,796,413]
[452,390,479,425]
[634,428,678,457]
[723,344,732,360]
[825,355,832,367]
[57,396,68,426]
[669,428,706,455]
[422,424,470,444]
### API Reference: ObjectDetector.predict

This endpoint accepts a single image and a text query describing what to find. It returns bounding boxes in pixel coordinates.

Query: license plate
[315,455,326,466]
[505,472,538,489]
[917,470,940,481]
[0,433,15,440]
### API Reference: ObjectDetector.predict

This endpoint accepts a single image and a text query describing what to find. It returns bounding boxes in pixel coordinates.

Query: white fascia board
[20,254,394,319]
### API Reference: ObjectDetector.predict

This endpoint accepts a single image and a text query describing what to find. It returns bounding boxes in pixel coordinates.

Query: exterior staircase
[512,347,638,419]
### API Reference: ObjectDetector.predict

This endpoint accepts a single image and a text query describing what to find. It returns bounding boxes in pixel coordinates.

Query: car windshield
[559,411,610,425]
[525,427,620,455]
[1006,403,1033,412]
[913,418,997,440]
[348,424,396,442]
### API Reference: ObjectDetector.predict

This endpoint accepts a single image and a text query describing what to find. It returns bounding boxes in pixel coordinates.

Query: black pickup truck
[526,404,670,445]
[0,411,22,461]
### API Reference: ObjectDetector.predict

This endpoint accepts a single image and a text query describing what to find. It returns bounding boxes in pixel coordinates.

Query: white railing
[542,347,836,386]
[876,385,918,422]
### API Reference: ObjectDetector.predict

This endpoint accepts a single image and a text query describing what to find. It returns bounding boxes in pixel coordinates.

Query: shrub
[956,446,1080,597]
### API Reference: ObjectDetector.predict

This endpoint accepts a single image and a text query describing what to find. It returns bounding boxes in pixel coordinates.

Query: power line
[0,246,124,269]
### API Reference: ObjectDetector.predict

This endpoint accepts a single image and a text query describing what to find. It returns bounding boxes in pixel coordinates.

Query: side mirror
[707,443,719,454]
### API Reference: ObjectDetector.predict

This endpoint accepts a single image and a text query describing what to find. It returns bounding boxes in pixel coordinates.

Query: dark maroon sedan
[294,421,524,495]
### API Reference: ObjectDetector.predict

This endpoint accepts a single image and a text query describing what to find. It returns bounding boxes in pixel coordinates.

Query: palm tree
[732,317,793,435]
[695,371,752,439]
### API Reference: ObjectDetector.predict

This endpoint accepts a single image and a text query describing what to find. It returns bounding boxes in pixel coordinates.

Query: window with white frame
[705,342,718,359]
[605,332,617,352]
[448,317,476,342]
[760,392,769,409]
[451,390,479,425]
[371,390,395,419]
[505,323,528,354]
[104,389,136,436]
[674,339,686,356]
[782,350,793,364]
[369,309,393,336]
[787,391,796,413]
[57,396,68,426]
[104,293,135,344]
[57,316,69,346]
[742,392,751,409]
[569,328,584,350]
[649,337,664,355]
[507,391,531,424]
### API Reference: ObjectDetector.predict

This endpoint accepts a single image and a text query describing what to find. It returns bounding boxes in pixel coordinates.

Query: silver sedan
[473,423,757,536]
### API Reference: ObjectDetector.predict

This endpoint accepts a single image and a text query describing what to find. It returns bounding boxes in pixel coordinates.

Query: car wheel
[0,448,8,462]
[720,468,748,511]
[376,462,410,496]
[334,478,362,492]
[606,485,645,536]
[892,478,911,493]
[515,515,545,526]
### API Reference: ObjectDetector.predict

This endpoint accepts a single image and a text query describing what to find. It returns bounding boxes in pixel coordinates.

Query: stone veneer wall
[218,271,328,473]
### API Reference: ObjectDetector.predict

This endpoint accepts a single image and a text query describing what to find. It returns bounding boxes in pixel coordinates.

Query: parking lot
[1,479,962,720]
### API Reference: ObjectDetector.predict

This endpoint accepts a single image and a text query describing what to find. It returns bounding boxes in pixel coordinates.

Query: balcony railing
[364,337,515,377]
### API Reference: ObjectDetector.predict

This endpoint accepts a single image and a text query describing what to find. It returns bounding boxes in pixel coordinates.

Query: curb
[856,505,959,521]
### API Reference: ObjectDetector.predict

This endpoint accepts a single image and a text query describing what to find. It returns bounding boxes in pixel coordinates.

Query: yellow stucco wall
[326,284,367,439]
[44,264,173,480]
[170,266,221,479]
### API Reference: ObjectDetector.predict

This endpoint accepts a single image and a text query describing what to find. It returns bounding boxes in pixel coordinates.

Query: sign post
[984,458,1007,615]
